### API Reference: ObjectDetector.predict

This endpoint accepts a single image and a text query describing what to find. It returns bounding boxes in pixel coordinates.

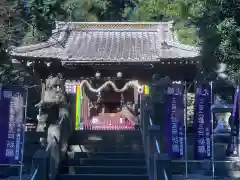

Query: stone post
[32,149,49,180]
[154,153,172,180]
[150,74,171,153]
[143,96,152,145]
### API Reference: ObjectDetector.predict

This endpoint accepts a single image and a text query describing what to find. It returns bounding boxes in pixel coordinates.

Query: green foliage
[63,0,108,21]
[186,0,240,82]
[21,0,137,44]
[129,0,199,45]
[1,0,239,86]
[0,0,32,84]
[174,21,199,46]
[0,0,139,85]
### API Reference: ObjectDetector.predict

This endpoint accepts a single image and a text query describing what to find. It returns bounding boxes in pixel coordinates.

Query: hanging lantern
[95,72,101,79]
[138,86,143,94]
[117,72,122,78]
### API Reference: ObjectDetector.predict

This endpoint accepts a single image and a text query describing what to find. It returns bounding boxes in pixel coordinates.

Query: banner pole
[210,81,215,179]
[237,86,240,157]
[19,87,28,180]
[184,81,188,179]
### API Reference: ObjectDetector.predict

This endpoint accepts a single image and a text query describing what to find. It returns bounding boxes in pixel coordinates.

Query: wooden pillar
[134,81,139,106]
[41,80,45,101]
[81,87,90,122]
[80,87,84,122]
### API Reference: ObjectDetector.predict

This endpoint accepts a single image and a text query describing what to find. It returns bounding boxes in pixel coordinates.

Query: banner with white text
[164,83,185,158]
[0,85,26,165]
[193,82,212,160]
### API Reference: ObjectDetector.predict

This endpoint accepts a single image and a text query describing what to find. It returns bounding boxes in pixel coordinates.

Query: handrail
[149,117,168,180]
[30,168,38,180]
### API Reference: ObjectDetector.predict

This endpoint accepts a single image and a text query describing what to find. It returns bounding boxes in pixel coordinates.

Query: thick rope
[79,80,141,99]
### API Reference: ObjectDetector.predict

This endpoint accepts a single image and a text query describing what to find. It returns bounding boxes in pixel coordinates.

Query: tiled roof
[10,22,200,63]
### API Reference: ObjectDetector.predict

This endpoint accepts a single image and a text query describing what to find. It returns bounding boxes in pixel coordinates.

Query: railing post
[143,107,151,140]
[141,95,150,130]
[147,125,160,180]
[140,94,145,130]
[154,153,172,180]
[32,149,49,180]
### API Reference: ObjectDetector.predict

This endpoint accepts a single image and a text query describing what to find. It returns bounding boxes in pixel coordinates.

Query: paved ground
[173,174,240,180]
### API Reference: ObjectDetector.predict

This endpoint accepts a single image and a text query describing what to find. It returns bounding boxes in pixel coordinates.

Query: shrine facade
[10,21,201,130]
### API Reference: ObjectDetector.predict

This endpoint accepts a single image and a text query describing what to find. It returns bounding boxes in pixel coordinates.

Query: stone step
[2,174,32,180]
[60,165,147,175]
[78,140,143,147]
[57,174,148,180]
[72,152,145,159]
[68,144,144,153]
[62,158,146,166]
[69,130,142,146]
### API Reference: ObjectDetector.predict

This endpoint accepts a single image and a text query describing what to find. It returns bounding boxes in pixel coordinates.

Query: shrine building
[10,21,201,130]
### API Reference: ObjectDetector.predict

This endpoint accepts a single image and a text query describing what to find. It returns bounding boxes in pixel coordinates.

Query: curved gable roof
[10,21,200,63]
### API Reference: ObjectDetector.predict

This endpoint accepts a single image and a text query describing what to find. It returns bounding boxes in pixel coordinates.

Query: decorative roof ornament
[161,41,172,49]
[45,62,51,67]
[27,61,33,67]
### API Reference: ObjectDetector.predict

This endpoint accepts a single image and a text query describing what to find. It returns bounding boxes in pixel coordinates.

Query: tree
[0,0,30,83]
[129,0,199,45]
[100,0,137,21]
[185,0,240,82]
[63,0,108,21]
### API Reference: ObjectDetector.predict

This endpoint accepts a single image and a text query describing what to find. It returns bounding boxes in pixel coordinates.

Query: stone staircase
[53,131,240,180]
[57,130,148,180]
[4,127,240,180]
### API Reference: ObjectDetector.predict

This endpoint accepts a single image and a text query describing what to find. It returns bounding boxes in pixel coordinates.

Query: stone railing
[30,115,71,180]
[140,95,172,180]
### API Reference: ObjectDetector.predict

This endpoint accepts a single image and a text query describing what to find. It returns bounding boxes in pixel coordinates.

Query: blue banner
[226,87,240,156]
[0,85,26,165]
[193,82,212,160]
[164,83,185,158]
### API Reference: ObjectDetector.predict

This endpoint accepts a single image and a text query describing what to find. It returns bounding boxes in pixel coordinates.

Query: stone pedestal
[214,112,231,134]
[211,104,233,135]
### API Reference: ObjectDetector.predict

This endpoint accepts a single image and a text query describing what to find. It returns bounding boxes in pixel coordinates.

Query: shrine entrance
[102,102,120,113]
[66,80,141,130]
